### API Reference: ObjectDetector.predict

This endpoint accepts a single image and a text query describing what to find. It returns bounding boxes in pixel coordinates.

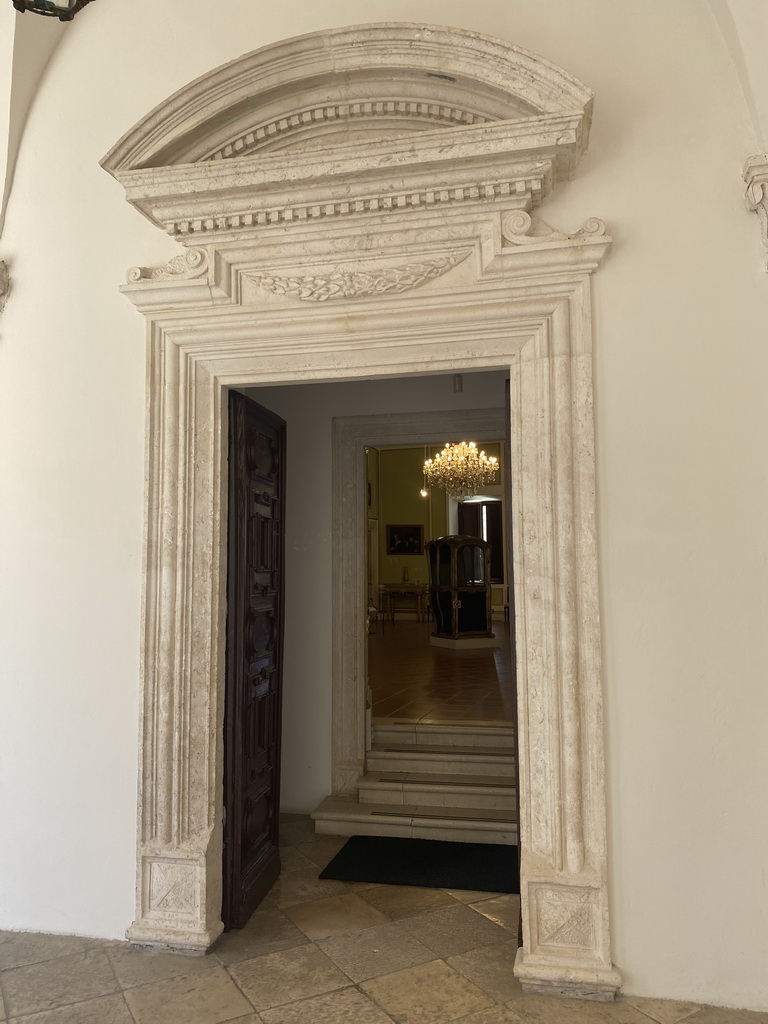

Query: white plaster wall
[1,0,767,1009]
[243,374,507,818]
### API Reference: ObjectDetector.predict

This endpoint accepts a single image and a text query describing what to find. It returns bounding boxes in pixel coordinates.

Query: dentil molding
[745,154,768,270]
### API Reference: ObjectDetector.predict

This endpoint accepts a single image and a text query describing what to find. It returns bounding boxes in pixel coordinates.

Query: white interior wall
[0,0,767,1010]
[243,373,507,817]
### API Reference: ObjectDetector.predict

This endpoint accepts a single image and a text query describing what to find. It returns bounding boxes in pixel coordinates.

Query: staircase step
[311,795,517,846]
[367,744,515,777]
[359,771,516,810]
[372,721,514,750]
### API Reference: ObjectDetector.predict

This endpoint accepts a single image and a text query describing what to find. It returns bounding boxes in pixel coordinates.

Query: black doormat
[319,835,519,894]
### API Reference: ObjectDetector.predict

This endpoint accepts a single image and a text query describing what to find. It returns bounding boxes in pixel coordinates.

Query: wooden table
[378,584,429,626]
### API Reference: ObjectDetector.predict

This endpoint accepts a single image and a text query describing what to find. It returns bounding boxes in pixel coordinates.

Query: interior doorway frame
[331,406,507,793]
[103,20,621,999]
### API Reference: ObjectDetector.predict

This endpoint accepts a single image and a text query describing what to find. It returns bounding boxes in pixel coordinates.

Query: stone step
[366,743,515,777]
[311,795,518,846]
[359,771,516,810]
[371,721,515,750]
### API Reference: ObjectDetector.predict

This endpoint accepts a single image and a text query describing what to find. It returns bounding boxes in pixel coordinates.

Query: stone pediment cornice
[111,115,585,242]
[102,24,593,243]
[102,24,592,172]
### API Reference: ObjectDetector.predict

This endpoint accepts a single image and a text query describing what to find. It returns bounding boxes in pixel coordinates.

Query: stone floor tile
[283,892,389,940]
[620,996,702,1023]
[269,867,367,908]
[398,904,509,958]
[506,994,653,1023]
[317,920,435,983]
[1,949,119,1018]
[220,1017,261,1024]
[278,847,317,874]
[447,939,523,1003]
[453,1008,525,1024]
[361,959,493,1024]
[684,1009,768,1023]
[229,943,348,1012]
[215,906,309,966]
[123,966,253,1024]
[468,894,520,933]
[0,933,92,972]
[293,836,348,870]
[442,890,504,904]
[359,884,459,920]
[107,944,220,989]
[259,986,394,1024]
[6,993,134,1024]
[279,820,316,847]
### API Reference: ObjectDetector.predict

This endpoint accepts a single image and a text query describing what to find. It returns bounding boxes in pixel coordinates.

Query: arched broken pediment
[103,23,593,171]
[101,25,594,242]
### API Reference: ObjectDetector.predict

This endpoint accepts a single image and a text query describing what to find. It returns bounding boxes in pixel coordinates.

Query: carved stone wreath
[255,251,469,301]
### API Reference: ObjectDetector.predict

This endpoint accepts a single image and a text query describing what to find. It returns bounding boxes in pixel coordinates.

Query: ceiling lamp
[423,442,499,499]
[12,0,95,19]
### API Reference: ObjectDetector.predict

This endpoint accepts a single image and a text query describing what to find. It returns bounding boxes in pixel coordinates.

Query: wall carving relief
[745,155,768,270]
[254,252,469,302]
[0,261,9,315]
[103,23,621,1000]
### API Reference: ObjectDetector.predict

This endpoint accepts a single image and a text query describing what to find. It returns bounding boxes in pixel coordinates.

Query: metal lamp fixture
[12,0,95,20]
[423,441,499,499]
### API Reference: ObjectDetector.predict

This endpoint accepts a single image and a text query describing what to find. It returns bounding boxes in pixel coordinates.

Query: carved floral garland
[256,251,469,302]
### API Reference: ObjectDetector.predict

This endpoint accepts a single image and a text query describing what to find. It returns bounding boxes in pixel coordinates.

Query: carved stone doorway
[102,23,622,998]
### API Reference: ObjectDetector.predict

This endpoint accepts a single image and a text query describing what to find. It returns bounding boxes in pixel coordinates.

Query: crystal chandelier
[423,441,499,499]
[12,0,95,19]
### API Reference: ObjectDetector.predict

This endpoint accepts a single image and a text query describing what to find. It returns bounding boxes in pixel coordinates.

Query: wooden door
[223,391,286,930]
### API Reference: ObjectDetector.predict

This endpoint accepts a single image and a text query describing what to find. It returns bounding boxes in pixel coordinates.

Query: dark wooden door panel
[223,391,286,930]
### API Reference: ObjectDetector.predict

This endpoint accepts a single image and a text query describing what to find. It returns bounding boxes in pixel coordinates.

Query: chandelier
[423,441,499,499]
[12,0,95,19]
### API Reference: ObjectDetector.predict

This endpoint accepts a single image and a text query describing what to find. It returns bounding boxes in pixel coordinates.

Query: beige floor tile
[684,1010,768,1023]
[453,1008,525,1023]
[359,884,459,920]
[283,893,389,940]
[269,868,366,908]
[468,894,520,933]
[1,949,118,1018]
[447,939,523,1003]
[260,986,394,1024]
[620,995,701,1023]
[443,890,503,904]
[6,993,134,1024]
[398,904,509,958]
[107,944,219,990]
[318,920,435,983]
[124,966,253,1024]
[279,820,316,847]
[279,847,317,873]
[361,959,493,1024]
[0,933,92,972]
[294,836,348,869]
[506,994,653,1023]
[229,943,348,1012]
[215,906,309,966]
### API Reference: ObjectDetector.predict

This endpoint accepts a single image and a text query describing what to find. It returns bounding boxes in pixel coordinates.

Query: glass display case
[426,534,495,643]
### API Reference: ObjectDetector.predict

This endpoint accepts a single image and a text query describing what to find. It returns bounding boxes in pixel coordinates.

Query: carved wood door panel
[223,391,286,930]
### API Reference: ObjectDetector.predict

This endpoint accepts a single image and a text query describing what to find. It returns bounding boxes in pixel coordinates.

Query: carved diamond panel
[148,859,198,917]
[531,884,597,957]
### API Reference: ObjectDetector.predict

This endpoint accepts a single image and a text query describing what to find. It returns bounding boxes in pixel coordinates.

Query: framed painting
[386,524,424,555]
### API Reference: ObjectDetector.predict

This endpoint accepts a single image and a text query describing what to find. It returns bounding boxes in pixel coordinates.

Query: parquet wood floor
[367,619,515,724]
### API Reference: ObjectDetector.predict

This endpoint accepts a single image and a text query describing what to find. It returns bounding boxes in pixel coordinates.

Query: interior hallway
[0,816,763,1023]
[368,620,515,724]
